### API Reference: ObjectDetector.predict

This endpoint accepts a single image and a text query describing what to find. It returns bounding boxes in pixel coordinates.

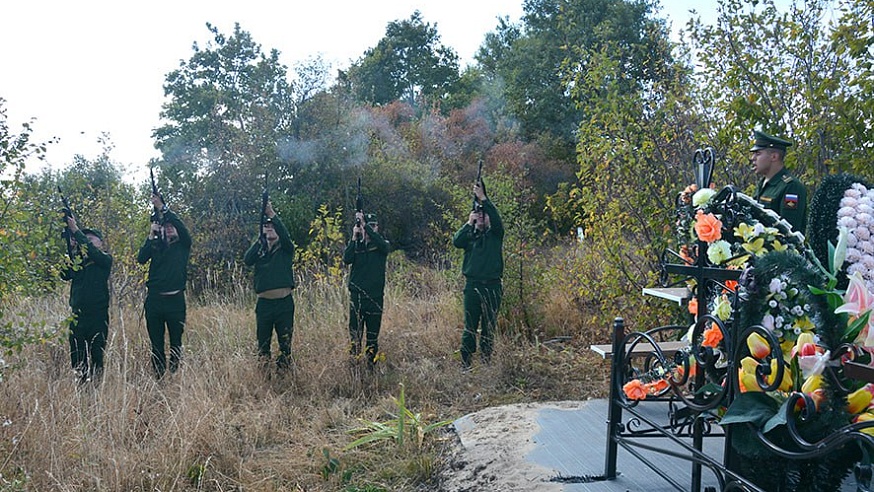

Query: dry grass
[0,263,608,491]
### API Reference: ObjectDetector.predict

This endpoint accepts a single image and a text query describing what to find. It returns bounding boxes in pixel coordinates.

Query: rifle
[355,177,364,248]
[57,185,76,259]
[472,159,484,227]
[259,171,269,256]
[149,167,166,247]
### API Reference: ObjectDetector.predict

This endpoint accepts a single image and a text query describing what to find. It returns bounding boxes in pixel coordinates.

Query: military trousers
[69,306,109,383]
[255,294,295,368]
[144,291,186,378]
[348,291,384,363]
[461,280,502,367]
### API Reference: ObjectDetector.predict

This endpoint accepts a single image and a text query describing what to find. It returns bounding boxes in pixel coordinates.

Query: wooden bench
[590,340,688,360]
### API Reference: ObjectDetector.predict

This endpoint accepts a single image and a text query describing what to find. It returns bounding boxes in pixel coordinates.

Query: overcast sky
[1,0,718,175]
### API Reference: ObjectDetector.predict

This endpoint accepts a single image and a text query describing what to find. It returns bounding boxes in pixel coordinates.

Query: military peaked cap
[750,130,793,152]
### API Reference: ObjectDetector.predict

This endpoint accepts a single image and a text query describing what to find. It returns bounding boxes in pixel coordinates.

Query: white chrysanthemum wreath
[838,182,874,292]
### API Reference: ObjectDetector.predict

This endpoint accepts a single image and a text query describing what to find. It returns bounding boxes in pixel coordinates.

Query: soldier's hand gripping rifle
[472,159,484,227]
[57,186,76,259]
[355,177,364,249]
[258,172,269,257]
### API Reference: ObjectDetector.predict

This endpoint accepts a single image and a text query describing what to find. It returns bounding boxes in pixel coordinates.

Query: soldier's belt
[258,287,294,299]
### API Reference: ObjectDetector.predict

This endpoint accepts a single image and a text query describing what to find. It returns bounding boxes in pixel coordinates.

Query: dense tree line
[2,0,873,359]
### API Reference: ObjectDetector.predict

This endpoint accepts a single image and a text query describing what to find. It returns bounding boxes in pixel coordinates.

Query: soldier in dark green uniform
[343,211,390,366]
[137,194,192,379]
[453,181,504,370]
[244,201,296,369]
[61,216,112,384]
[751,130,808,233]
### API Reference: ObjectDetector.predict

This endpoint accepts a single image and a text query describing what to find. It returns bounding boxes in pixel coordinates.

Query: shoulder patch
[784,194,799,209]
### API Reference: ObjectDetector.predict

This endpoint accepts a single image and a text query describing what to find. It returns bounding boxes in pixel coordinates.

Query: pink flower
[838,271,874,317]
[837,271,874,348]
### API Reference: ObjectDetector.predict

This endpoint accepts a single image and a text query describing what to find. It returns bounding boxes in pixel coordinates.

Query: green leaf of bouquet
[808,285,828,295]
[845,311,872,343]
[720,392,779,426]
[695,382,725,396]
[790,356,802,390]
[762,398,791,434]
[828,240,836,273]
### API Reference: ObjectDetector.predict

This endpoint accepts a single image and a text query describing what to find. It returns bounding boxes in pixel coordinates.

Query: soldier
[243,201,295,370]
[453,180,504,370]
[750,130,808,233]
[137,194,192,379]
[60,217,112,384]
[342,211,390,367]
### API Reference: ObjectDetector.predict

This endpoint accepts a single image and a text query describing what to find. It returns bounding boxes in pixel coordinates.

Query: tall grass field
[0,259,608,491]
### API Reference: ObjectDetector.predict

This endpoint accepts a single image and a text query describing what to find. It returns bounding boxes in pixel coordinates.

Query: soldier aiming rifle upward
[57,186,113,384]
[453,159,504,371]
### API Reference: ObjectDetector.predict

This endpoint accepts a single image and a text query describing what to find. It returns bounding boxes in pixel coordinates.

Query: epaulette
[782,174,793,183]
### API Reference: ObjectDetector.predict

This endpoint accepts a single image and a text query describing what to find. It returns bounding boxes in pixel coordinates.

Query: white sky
[1,0,716,175]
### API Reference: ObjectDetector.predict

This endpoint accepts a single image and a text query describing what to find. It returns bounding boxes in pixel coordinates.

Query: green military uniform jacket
[453,199,504,282]
[137,209,192,293]
[244,214,296,293]
[754,167,808,233]
[61,229,112,311]
[343,224,390,296]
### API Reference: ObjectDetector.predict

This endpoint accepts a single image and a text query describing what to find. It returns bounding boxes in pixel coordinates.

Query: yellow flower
[847,385,874,414]
[855,412,874,436]
[742,238,766,256]
[767,359,793,392]
[801,374,822,394]
[772,240,788,252]
[746,332,770,359]
[734,223,755,242]
[795,332,815,353]
[793,315,815,333]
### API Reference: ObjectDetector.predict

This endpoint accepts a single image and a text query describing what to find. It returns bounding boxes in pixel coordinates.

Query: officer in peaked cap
[750,130,808,233]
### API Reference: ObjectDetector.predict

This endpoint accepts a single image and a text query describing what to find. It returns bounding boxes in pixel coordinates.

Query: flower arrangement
[624,173,874,490]
[723,175,874,491]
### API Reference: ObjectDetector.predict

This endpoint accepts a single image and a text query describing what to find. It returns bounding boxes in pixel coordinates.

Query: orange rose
[623,379,648,400]
[702,323,723,348]
[694,210,723,243]
[646,379,670,395]
[687,297,698,316]
[724,279,738,292]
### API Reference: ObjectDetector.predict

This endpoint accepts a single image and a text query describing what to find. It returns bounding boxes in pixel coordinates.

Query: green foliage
[556,21,699,332]
[477,0,671,150]
[297,204,346,281]
[687,0,874,184]
[0,99,64,373]
[343,11,460,108]
[320,448,341,481]
[344,384,453,450]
